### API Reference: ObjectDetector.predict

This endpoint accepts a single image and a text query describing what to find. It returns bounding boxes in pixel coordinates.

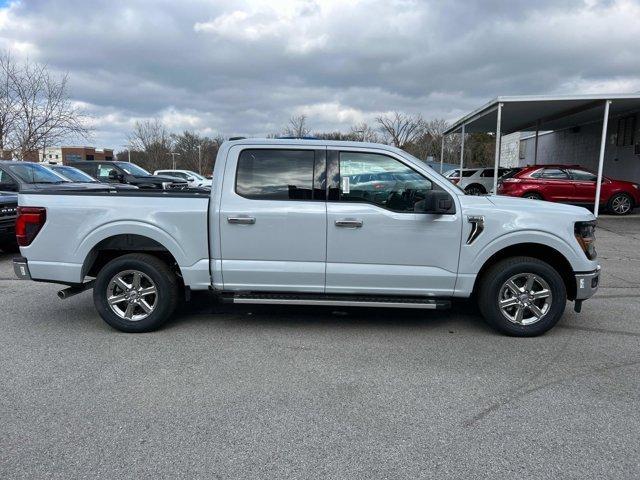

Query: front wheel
[93,253,179,332]
[478,256,566,336]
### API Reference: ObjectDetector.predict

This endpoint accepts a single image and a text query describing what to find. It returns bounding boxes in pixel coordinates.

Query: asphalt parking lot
[1,216,639,479]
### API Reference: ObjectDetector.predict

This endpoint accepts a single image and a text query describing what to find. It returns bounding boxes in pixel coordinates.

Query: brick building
[39,146,114,164]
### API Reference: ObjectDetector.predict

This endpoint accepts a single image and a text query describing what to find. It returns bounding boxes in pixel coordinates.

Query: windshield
[6,163,70,184]
[52,166,97,182]
[116,162,150,176]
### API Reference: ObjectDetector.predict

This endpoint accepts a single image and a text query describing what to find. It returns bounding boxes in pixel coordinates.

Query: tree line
[123,113,497,175]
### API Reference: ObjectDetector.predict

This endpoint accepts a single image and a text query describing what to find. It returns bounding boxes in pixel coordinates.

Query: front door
[219,146,327,292]
[325,149,461,296]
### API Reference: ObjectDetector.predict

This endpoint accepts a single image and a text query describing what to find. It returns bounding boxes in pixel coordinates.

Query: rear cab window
[235,149,325,200]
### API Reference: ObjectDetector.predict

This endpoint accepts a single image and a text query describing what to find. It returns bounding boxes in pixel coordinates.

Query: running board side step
[228,293,451,310]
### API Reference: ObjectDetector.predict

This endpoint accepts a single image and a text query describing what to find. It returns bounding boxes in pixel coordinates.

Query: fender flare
[468,230,583,274]
[74,220,187,269]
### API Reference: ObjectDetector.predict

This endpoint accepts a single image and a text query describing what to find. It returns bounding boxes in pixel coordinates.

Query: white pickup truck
[13,139,600,336]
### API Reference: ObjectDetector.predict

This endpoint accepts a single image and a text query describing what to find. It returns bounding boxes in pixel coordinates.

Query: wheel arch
[472,242,576,300]
[81,233,183,280]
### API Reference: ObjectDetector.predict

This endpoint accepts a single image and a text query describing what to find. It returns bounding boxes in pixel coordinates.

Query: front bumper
[13,256,31,280]
[575,266,600,300]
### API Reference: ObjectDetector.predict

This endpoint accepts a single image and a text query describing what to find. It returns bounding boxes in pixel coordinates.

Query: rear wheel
[93,253,178,332]
[478,256,566,336]
[607,193,633,215]
[465,184,486,195]
[522,192,543,200]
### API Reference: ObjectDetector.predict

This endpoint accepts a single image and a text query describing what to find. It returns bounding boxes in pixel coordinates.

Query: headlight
[575,220,597,260]
[633,183,639,190]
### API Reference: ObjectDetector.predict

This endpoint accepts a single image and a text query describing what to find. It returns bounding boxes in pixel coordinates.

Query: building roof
[444,93,640,135]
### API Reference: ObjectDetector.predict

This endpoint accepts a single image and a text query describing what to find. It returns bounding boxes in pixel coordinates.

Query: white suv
[153,169,212,188]
[443,167,514,195]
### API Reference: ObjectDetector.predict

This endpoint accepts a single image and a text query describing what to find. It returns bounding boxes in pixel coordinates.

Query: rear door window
[236,149,323,200]
[567,169,597,181]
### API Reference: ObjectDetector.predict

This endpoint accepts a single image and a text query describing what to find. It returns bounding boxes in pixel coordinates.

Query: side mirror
[417,190,455,214]
[187,177,195,182]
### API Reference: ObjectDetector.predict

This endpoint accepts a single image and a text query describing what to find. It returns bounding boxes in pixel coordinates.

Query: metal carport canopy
[442,93,640,216]
[444,93,640,135]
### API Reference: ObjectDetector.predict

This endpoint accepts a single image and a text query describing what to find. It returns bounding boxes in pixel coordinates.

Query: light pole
[198,144,202,175]
[168,152,181,170]
[121,144,132,163]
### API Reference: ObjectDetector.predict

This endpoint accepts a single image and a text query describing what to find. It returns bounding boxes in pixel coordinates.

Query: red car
[497,164,640,215]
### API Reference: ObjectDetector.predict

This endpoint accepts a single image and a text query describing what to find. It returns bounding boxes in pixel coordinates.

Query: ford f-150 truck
[12,139,600,336]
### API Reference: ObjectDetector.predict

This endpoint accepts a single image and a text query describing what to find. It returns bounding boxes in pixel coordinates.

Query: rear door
[567,168,597,204]
[325,148,461,296]
[219,146,327,292]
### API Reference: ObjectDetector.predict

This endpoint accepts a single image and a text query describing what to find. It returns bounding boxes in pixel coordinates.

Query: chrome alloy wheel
[611,195,632,214]
[106,270,158,321]
[498,273,552,326]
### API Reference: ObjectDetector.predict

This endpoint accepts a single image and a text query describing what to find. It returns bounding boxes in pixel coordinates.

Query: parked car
[0,192,18,252]
[497,164,640,215]
[46,164,139,191]
[0,161,117,193]
[73,161,188,190]
[13,139,599,337]
[443,167,514,195]
[153,169,212,188]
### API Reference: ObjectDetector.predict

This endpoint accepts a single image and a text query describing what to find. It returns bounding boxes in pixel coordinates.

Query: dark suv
[73,161,188,190]
[0,192,18,252]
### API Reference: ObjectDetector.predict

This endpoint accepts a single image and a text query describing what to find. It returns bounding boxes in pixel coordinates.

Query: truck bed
[18,189,211,288]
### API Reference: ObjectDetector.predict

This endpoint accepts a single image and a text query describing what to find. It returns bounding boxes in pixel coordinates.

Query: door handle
[227,216,256,225]
[335,219,363,228]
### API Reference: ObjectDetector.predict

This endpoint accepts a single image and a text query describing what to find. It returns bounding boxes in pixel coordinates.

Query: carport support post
[440,134,446,173]
[594,100,611,217]
[458,124,465,181]
[492,102,503,194]
[534,120,540,165]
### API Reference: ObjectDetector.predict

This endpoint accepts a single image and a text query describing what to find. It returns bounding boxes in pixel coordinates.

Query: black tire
[478,256,566,337]
[522,192,543,200]
[607,192,634,215]
[93,253,179,333]
[465,184,486,195]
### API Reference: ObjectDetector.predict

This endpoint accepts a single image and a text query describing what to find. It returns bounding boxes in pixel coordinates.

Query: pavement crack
[463,358,640,428]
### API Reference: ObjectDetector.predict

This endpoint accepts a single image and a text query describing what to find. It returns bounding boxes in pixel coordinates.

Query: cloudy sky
[1,0,639,148]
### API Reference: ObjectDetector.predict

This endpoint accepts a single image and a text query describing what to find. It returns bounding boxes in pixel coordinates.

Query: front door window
[338,151,432,212]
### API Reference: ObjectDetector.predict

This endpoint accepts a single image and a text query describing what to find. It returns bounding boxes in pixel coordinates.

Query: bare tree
[127,119,172,169]
[0,52,19,154]
[348,122,380,143]
[283,114,310,138]
[375,112,425,148]
[4,56,91,160]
